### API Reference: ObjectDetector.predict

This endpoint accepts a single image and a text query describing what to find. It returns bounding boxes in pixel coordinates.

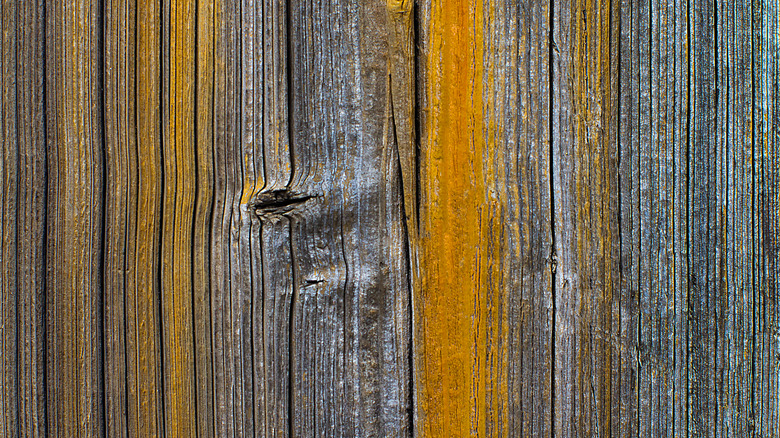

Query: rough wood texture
[2,0,780,437]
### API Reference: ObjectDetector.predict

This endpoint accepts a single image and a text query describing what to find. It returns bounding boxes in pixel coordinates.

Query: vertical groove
[712,0,718,433]
[750,0,757,433]
[409,2,420,435]
[685,0,692,432]
[285,0,293,188]
[548,0,556,435]
[13,0,21,431]
[98,0,108,433]
[157,0,167,434]
[191,2,201,436]
[285,0,295,432]
[288,222,296,438]
[41,0,48,433]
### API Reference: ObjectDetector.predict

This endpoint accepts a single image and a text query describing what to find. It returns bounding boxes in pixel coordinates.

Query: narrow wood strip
[285,0,413,435]
[16,0,47,433]
[0,0,20,433]
[45,0,104,435]
[552,0,624,435]
[194,0,216,436]
[210,0,241,432]
[414,0,506,435]
[689,0,718,434]
[103,0,135,434]
[670,0,691,433]
[161,0,197,435]
[126,0,165,434]
[754,0,780,433]
[495,0,555,434]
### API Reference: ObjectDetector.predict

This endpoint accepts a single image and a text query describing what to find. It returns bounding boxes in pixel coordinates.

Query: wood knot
[253,190,314,218]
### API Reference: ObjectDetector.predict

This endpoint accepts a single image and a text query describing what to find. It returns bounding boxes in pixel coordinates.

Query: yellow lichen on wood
[415,0,507,435]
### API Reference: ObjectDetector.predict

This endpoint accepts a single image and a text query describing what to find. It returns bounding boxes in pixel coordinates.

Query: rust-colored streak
[416,0,505,435]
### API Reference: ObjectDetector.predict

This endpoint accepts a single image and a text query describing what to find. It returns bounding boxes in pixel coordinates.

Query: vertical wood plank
[161,0,198,435]
[0,0,19,433]
[415,0,556,435]
[210,0,241,432]
[103,0,134,434]
[16,0,47,434]
[488,0,555,436]
[552,0,625,436]
[284,0,413,435]
[194,0,216,436]
[689,0,718,434]
[414,0,491,434]
[715,0,757,434]
[754,0,780,433]
[45,0,104,435]
[125,0,165,434]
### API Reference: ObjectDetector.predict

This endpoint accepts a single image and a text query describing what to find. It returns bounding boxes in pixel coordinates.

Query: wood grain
[1,0,780,436]
[161,0,197,435]
[45,0,104,435]
[552,0,625,436]
[1,0,20,434]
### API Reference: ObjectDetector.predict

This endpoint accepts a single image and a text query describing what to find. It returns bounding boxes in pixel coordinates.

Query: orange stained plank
[162,0,197,435]
[416,0,506,436]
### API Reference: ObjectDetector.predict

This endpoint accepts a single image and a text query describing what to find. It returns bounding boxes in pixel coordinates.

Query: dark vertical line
[157,0,167,434]
[191,1,200,437]
[616,0,624,432]
[288,220,297,438]
[413,0,421,233]
[98,0,108,434]
[255,0,267,434]
[128,0,140,434]
[389,72,415,438]
[409,2,419,436]
[548,1,556,437]
[286,0,294,188]
[750,0,756,434]
[712,0,718,434]
[207,3,222,436]
[285,0,295,432]
[120,2,133,436]
[249,1,258,433]
[13,0,22,434]
[258,221,268,438]
[41,0,48,434]
[685,0,692,433]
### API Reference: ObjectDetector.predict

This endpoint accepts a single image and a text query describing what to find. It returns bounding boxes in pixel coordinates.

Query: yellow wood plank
[415,1,507,435]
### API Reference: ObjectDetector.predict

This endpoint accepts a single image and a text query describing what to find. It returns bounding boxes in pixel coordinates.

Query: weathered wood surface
[1,0,779,436]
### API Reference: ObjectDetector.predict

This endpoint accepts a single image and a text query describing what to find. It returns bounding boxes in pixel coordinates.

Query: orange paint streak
[415,0,505,435]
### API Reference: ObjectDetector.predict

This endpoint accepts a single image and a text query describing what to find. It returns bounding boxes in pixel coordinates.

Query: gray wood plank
[754,0,780,434]
[0,0,20,433]
[491,0,555,435]
[104,1,134,435]
[285,0,412,435]
[552,0,627,436]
